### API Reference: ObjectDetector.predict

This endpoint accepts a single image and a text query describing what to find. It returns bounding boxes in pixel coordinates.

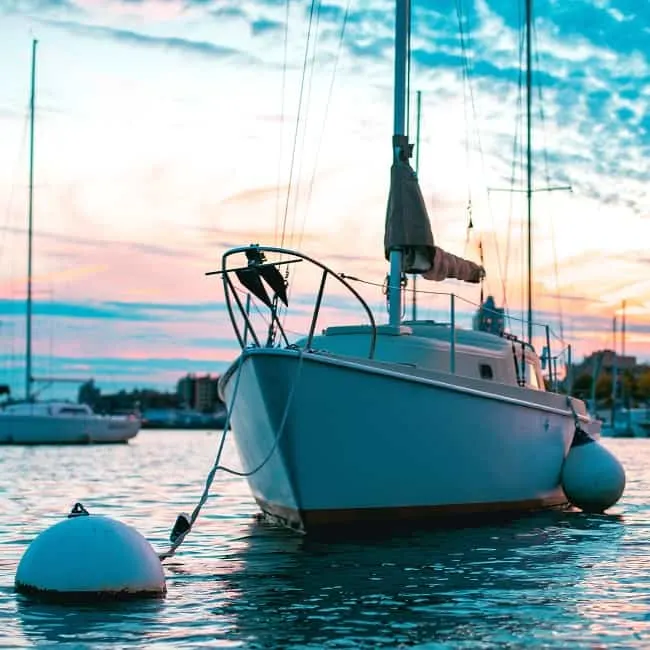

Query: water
[0,432,648,649]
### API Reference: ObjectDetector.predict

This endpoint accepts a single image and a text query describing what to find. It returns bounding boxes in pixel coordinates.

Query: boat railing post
[225,273,260,348]
[450,293,456,374]
[243,294,251,346]
[567,344,573,395]
[306,270,327,350]
[545,324,552,386]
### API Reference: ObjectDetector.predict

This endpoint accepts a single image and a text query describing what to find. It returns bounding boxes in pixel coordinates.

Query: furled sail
[384,136,485,284]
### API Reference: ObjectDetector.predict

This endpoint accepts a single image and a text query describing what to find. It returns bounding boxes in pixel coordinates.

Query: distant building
[195,375,217,412]
[176,375,195,409]
[574,349,637,379]
[176,373,223,413]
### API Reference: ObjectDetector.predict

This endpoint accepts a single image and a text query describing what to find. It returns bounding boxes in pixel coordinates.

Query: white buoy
[15,503,166,601]
[561,431,626,513]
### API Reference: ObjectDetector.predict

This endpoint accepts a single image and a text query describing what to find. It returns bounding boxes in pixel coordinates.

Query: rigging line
[503,5,526,313]
[279,0,322,326]
[456,0,472,207]
[280,0,325,329]
[279,0,318,250]
[0,108,30,262]
[340,271,565,341]
[455,0,473,261]
[281,0,351,326]
[296,0,352,253]
[288,0,323,250]
[274,0,291,246]
[454,0,506,294]
[533,20,564,344]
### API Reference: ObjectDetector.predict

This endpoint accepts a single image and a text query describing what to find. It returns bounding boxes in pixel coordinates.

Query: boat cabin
[2,402,95,417]
[305,321,546,391]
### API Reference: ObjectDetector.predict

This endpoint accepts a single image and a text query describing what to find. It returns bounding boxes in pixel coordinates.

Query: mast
[388,0,410,328]
[622,299,630,430]
[622,299,626,357]
[611,315,618,429]
[525,0,533,344]
[411,89,422,321]
[26,39,37,401]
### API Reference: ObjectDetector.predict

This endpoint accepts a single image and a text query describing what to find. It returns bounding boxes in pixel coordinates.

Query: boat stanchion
[15,502,166,602]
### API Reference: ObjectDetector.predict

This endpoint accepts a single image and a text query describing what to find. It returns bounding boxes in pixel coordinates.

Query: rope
[157,349,306,561]
[156,352,245,561]
[218,348,306,478]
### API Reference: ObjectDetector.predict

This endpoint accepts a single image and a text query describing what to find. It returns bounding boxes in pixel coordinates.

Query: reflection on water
[218,512,626,648]
[0,432,649,648]
[16,599,166,647]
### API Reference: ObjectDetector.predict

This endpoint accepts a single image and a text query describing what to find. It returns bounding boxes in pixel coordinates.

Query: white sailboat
[216,1,622,531]
[0,40,140,445]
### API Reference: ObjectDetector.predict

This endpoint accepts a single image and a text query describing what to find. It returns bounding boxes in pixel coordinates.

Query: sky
[0,0,648,399]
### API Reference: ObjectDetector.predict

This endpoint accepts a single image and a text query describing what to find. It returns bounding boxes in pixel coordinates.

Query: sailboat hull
[221,348,575,532]
[0,414,140,445]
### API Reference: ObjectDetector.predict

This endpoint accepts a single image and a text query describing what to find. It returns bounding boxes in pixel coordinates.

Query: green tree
[637,370,650,403]
[595,374,612,404]
[572,373,592,399]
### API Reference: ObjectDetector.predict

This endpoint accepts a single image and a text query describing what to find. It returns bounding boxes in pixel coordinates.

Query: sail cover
[384,138,485,284]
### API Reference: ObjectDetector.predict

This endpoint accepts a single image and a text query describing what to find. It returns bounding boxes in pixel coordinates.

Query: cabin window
[479,363,494,380]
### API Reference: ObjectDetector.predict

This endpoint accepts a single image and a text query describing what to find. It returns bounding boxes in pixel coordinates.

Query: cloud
[2,0,650,392]
[105,300,226,315]
[251,18,284,36]
[37,18,261,63]
[2,0,78,13]
[1,226,197,260]
[0,298,227,322]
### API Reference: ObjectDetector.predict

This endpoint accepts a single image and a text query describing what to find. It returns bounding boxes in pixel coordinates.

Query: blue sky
[0,0,648,399]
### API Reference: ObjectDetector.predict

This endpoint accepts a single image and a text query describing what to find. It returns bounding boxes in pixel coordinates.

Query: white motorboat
[215,1,622,532]
[0,402,140,445]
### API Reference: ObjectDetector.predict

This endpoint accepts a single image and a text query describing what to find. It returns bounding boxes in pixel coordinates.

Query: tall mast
[388,0,410,328]
[525,0,533,344]
[411,89,422,321]
[26,39,37,401]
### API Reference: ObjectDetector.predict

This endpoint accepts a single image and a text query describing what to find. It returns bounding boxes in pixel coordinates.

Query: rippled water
[0,432,648,648]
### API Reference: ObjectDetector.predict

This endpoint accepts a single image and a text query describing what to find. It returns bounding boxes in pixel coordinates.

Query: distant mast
[26,39,37,401]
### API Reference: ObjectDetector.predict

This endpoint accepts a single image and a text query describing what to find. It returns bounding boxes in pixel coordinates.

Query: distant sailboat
[601,302,649,438]
[214,0,623,532]
[0,40,140,444]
